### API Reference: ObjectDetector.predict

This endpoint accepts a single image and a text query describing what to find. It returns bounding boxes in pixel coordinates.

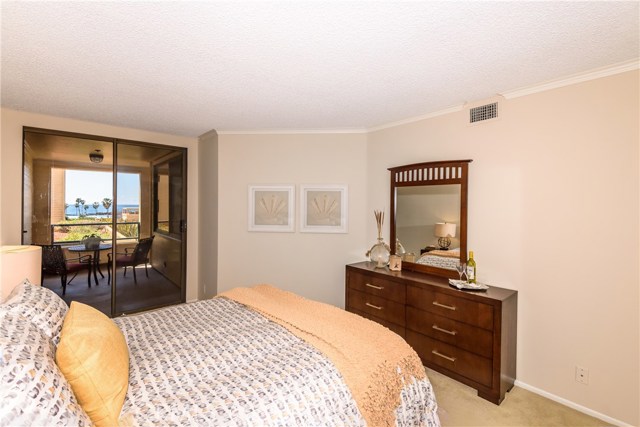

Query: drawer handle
[365,283,384,290]
[432,324,457,336]
[433,301,456,311]
[365,302,383,310]
[432,350,456,362]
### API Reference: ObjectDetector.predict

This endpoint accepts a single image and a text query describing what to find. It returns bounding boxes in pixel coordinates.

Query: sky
[65,170,140,205]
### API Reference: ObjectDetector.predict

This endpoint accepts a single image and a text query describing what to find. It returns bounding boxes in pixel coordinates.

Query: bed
[415,248,460,271]
[0,280,439,426]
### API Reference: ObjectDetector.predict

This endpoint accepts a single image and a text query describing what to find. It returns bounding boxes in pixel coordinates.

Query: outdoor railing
[50,221,140,245]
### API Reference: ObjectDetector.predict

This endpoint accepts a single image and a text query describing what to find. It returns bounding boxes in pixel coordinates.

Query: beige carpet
[427,369,611,427]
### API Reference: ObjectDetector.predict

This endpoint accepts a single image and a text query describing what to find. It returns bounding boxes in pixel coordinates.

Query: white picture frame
[300,185,348,233]
[248,185,295,232]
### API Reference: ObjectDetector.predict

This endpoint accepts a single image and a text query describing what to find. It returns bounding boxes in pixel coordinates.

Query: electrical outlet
[575,366,589,385]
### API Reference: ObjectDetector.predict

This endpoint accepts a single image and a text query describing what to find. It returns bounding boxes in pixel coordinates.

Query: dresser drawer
[406,329,493,388]
[407,286,494,330]
[347,288,405,326]
[346,262,517,405]
[347,271,405,304]
[349,308,406,338]
[407,307,493,358]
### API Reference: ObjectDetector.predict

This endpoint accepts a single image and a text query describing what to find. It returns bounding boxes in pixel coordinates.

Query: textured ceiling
[1,1,638,136]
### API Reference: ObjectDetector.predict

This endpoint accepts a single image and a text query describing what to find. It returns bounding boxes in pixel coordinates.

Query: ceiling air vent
[469,102,498,123]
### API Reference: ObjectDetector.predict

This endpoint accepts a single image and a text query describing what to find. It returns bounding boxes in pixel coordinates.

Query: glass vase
[369,237,391,268]
[395,238,406,258]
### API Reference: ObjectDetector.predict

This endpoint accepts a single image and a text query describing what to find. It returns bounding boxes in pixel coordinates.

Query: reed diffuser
[366,209,391,268]
[374,210,384,239]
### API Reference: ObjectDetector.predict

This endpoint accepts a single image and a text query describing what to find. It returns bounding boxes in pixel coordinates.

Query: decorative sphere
[369,240,391,267]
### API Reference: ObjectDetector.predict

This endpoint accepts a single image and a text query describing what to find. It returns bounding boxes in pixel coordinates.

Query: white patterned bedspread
[114,297,439,426]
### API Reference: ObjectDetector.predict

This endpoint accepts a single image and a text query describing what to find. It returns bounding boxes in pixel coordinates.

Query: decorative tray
[448,279,489,291]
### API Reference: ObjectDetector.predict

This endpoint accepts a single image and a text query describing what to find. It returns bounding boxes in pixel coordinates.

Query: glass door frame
[113,139,187,315]
[22,127,187,317]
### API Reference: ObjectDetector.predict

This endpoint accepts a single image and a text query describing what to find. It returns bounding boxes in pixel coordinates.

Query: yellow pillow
[56,302,129,427]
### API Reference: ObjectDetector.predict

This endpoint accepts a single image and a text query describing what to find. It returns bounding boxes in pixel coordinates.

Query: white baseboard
[514,380,631,427]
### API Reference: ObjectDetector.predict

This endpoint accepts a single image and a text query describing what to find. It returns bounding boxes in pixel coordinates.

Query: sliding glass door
[113,142,186,314]
[22,128,186,317]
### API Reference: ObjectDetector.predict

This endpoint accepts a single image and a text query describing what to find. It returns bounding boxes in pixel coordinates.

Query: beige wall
[198,130,219,299]
[217,132,368,307]
[1,70,637,424]
[51,168,66,225]
[367,70,639,425]
[0,108,200,302]
[158,174,169,223]
[32,160,51,243]
[22,144,33,243]
[216,71,637,424]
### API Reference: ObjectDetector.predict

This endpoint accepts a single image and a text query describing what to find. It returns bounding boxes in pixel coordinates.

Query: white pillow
[0,310,92,426]
[0,279,68,346]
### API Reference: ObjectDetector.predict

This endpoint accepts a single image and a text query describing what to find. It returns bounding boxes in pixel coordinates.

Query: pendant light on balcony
[89,149,104,163]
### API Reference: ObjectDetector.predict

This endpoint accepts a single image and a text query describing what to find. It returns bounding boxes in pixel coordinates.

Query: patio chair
[107,236,154,285]
[40,244,92,295]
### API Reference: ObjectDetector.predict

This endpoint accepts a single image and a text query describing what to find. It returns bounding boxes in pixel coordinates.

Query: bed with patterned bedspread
[1,280,439,427]
[116,294,439,426]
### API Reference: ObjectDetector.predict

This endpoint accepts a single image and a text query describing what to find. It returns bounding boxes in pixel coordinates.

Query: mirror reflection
[395,184,461,270]
[155,164,170,233]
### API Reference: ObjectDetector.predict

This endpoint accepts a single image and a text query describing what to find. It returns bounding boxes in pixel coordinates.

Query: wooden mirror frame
[389,159,472,279]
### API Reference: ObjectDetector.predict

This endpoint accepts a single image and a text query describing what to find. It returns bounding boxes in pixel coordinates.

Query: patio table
[67,243,112,286]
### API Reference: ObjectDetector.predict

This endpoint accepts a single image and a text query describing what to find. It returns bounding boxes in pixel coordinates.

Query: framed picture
[248,185,295,232]
[300,185,348,233]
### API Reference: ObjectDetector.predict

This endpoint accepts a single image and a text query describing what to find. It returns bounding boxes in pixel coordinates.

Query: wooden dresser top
[347,262,517,303]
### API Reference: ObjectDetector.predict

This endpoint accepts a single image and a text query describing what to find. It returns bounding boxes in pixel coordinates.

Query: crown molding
[500,58,639,100]
[367,105,464,133]
[198,129,218,140]
[368,59,639,133]
[216,127,367,135]
[214,59,639,135]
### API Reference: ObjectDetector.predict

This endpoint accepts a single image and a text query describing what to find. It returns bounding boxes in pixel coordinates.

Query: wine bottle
[467,251,477,283]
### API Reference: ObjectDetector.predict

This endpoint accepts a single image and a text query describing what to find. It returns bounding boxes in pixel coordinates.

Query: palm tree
[83,204,89,217]
[102,198,112,214]
[92,201,100,215]
[75,198,82,216]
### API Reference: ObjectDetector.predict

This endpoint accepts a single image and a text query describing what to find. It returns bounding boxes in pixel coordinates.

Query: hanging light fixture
[89,149,104,163]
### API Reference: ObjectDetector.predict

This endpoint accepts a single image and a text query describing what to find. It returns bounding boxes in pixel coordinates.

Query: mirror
[389,160,471,278]
[396,184,461,258]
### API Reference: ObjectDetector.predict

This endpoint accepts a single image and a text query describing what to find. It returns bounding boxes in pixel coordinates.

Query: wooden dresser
[345,261,517,404]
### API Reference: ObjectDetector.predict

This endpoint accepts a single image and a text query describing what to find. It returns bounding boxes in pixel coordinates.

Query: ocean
[64,203,139,218]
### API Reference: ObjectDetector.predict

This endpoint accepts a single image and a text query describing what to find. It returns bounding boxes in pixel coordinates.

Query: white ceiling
[1,1,638,137]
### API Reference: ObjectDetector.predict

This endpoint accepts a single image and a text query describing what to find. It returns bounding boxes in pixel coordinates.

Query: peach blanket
[219,285,426,427]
